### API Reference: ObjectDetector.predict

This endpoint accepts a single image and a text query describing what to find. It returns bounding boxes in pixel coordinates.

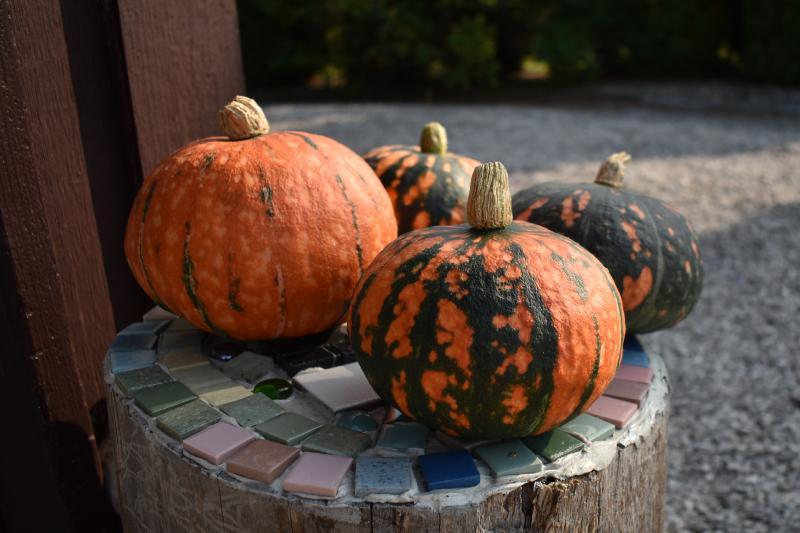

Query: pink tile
[603,378,649,406]
[587,396,638,429]
[183,421,255,465]
[614,364,654,384]
[282,452,352,497]
[226,439,300,483]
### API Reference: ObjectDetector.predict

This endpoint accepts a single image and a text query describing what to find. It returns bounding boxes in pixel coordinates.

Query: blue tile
[624,335,645,353]
[110,334,157,352]
[111,349,156,373]
[119,320,171,336]
[622,349,649,368]
[418,450,480,490]
[355,456,412,497]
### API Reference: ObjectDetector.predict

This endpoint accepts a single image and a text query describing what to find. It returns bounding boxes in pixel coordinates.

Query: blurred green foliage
[237,0,800,91]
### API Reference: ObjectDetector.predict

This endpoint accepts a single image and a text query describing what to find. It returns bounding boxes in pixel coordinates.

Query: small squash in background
[124,96,398,340]
[349,162,625,440]
[512,153,703,334]
[363,122,479,234]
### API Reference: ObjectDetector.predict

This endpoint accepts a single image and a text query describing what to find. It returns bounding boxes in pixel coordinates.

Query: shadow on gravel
[644,202,800,532]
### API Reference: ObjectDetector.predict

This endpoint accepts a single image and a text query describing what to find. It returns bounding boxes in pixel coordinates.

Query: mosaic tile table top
[105,306,669,507]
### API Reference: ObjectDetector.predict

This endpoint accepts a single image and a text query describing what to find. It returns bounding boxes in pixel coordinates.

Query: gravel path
[266,93,800,532]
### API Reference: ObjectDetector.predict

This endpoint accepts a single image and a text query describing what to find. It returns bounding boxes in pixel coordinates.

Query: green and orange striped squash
[124,96,398,340]
[363,122,479,234]
[349,162,625,440]
[512,153,703,334]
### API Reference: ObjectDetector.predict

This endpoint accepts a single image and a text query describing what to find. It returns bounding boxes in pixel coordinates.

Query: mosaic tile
[622,349,650,368]
[254,412,322,445]
[558,413,615,442]
[114,366,172,395]
[474,440,543,476]
[522,429,584,463]
[283,452,352,497]
[119,320,170,336]
[132,381,196,417]
[160,349,210,371]
[172,365,230,393]
[158,330,206,354]
[277,346,339,377]
[418,450,480,491]
[142,306,176,321]
[603,378,649,406]
[337,411,378,433]
[624,335,645,352]
[614,364,654,384]
[587,396,638,428]
[207,339,246,362]
[182,421,255,465]
[226,439,300,483]
[165,317,198,332]
[377,422,429,451]
[259,329,333,356]
[215,351,275,383]
[110,349,156,373]
[301,424,372,457]
[253,378,293,400]
[110,334,157,352]
[220,394,285,427]
[156,399,221,440]
[198,382,253,406]
[293,362,380,412]
[355,456,412,497]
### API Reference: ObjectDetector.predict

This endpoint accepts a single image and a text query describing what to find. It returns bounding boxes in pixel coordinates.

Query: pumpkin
[363,122,479,234]
[512,153,703,334]
[348,162,624,440]
[124,96,398,340]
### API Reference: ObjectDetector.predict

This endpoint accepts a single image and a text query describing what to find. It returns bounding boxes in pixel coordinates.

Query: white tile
[293,362,380,413]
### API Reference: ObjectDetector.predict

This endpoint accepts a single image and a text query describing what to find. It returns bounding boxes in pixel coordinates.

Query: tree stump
[107,352,669,533]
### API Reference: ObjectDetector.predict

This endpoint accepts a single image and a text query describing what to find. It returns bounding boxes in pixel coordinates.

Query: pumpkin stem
[467,162,513,230]
[219,95,270,140]
[595,152,631,187]
[420,122,448,154]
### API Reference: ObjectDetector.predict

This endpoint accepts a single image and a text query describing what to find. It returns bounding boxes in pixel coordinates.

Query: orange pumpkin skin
[348,222,625,439]
[125,131,398,340]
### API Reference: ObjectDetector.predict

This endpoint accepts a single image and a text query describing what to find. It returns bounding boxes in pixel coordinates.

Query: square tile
[220,394,285,427]
[522,429,584,463]
[377,422,429,451]
[418,450,480,491]
[254,412,322,445]
[474,440,543,476]
[156,399,222,440]
[293,362,380,412]
[182,421,255,465]
[132,381,196,416]
[301,425,372,457]
[354,456,412,497]
[282,452,353,497]
[622,349,650,368]
[226,439,300,483]
[158,330,206,354]
[215,351,275,383]
[558,413,615,442]
[172,365,230,393]
[114,366,172,395]
[603,378,649,406]
[277,346,339,377]
[587,396,638,429]
[142,306,176,321]
[111,349,156,373]
[119,320,170,336]
[198,382,253,406]
[624,335,644,352]
[337,411,379,433]
[160,349,210,371]
[614,364,654,384]
[110,334,157,352]
[165,317,198,332]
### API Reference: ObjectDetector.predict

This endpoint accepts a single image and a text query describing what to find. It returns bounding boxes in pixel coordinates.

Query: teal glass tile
[355,456,412,497]
[119,320,170,336]
[110,349,156,373]
[219,394,285,427]
[558,414,615,442]
[132,381,196,417]
[156,400,221,440]
[254,412,322,445]
[158,330,206,354]
[337,411,378,433]
[110,334,157,352]
[377,422,429,450]
[474,440,543,476]
[301,424,372,457]
[115,366,172,395]
[522,429,585,463]
[215,351,275,383]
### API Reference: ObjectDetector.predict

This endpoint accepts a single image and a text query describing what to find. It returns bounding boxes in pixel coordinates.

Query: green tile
[156,400,221,440]
[115,366,172,395]
[172,365,229,393]
[160,350,209,371]
[219,394,285,427]
[522,429,585,463]
[475,439,543,476]
[132,381,196,417]
[198,382,252,406]
[254,412,322,445]
[559,414,615,442]
[301,424,372,457]
[216,351,275,383]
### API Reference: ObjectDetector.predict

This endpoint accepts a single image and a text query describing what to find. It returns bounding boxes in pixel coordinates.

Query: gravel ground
[265,90,800,532]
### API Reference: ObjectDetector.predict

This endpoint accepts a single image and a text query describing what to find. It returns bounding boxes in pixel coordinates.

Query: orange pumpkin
[124,96,398,340]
